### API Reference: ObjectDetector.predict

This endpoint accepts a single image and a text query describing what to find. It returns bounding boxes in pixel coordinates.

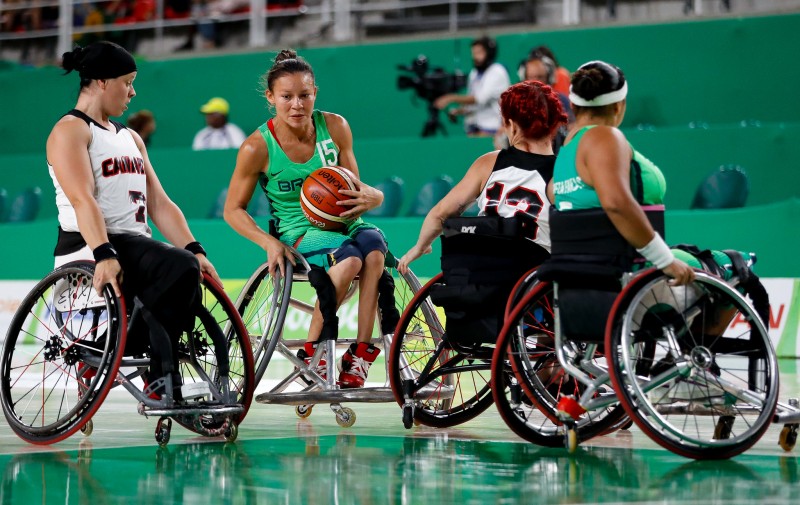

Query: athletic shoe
[338,342,380,388]
[297,341,327,380]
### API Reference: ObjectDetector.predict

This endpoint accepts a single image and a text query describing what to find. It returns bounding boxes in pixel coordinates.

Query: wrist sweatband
[636,233,674,269]
[93,242,118,263]
[185,241,207,256]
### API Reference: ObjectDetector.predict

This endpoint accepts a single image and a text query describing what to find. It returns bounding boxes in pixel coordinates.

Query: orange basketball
[300,166,356,231]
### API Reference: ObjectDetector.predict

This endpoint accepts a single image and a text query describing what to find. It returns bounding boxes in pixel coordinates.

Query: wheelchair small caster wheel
[296,405,313,419]
[566,428,578,454]
[402,405,414,429]
[619,418,633,431]
[336,407,356,428]
[779,424,798,452]
[80,420,93,437]
[155,418,172,447]
[224,422,239,443]
[714,415,735,440]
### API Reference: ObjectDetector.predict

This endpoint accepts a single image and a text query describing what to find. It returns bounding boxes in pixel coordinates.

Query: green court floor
[1,360,799,504]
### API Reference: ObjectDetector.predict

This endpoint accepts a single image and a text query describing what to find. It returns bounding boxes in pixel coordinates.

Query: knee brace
[377,269,400,335]
[308,266,339,341]
[353,229,388,257]
[330,241,363,267]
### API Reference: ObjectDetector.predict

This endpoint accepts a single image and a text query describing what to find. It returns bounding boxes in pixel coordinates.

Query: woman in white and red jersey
[397,80,568,273]
[46,41,220,397]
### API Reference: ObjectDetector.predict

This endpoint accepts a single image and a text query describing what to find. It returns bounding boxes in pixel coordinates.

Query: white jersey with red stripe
[474,147,554,252]
[48,110,151,237]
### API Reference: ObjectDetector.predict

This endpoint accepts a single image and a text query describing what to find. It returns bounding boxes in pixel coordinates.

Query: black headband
[62,41,137,80]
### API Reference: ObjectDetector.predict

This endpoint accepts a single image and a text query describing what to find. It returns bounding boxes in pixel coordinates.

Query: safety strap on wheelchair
[672,244,726,278]
[674,244,770,325]
[308,265,339,341]
[723,249,770,325]
[137,298,175,374]
[442,215,531,239]
[377,270,400,335]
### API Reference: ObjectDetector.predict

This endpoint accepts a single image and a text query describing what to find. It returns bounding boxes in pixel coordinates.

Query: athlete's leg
[307,255,362,344]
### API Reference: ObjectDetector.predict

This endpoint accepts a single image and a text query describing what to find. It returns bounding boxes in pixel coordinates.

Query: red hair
[500,81,567,140]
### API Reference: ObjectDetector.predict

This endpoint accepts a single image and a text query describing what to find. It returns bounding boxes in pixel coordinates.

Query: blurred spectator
[434,36,510,137]
[127,110,157,147]
[176,0,250,50]
[192,97,246,150]
[518,49,574,125]
[529,45,571,96]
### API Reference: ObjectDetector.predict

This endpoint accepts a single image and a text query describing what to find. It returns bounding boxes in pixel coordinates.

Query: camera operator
[433,36,510,138]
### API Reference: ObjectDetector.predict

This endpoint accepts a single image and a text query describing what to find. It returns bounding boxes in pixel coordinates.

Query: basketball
[300,166,356,231]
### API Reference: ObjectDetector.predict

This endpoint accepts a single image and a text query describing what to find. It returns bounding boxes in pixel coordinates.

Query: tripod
[421,103,448,138]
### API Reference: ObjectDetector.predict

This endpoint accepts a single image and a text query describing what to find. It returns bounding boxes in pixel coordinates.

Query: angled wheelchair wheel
[389,274,495,427]
[172,274,255,435]
[234,262,293,387]
[492,281,627,447]
[606,270,779,459]
[0,263,127,444]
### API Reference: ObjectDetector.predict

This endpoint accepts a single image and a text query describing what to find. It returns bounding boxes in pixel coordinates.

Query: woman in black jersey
[46,41,220,397]
[397,81,568,273]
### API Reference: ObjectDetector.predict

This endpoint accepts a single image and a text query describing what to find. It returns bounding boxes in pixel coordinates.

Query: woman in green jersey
[549,60,695,285]
[224,49,387,388]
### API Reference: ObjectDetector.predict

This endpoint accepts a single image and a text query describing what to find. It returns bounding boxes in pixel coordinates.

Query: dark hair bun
[61,46,85,73]
[275,49,298,64]
[571,68,606,100]
[570,60,626,101]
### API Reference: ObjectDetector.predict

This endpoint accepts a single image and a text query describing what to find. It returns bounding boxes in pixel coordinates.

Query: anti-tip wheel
[295,405,313,419]
[80,420,94,437]
[336,407,356,428]
[224,422,239,443]
[566,428,578,454]
[402,405,414,429]
[779,425,798,452]
[155,418,172,447]
[714,415,735,440]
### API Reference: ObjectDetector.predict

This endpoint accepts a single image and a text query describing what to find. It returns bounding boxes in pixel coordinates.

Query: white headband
[569,81,628,107]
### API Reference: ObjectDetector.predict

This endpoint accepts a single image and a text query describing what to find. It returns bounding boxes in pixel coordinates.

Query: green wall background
[2,199,798,280]
[1,13,798,281]
[2,121,799,220]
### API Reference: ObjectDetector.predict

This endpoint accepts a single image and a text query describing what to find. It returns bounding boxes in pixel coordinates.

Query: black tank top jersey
[475,146,555,251]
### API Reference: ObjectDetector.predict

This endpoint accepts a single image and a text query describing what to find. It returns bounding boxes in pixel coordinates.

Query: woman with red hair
[398,80,568,273]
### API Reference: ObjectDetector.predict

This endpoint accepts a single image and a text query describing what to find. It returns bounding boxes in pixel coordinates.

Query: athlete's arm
[397,151,496,274]
[47,117,122,296]
[325,112,384,219]
[579,126,694,285]
[224,130,295,278]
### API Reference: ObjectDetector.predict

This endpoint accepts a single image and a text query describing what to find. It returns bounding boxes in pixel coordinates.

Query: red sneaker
[142,377,163,401]
[338,343,380,389]
[297,342,327,380]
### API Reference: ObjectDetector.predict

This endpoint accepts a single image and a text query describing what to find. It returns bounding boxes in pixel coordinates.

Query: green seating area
[1,13,798,280]
[3,121,797,221]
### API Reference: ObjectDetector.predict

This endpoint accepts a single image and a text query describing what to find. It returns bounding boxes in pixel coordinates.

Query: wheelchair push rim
[605,270,779,459]
[0,264,128,444]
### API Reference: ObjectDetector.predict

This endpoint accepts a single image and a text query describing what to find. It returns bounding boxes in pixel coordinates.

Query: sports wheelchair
[1,261,254,446]
[490,207,800,459]
[236,240,427,427]
[388,215,568,430]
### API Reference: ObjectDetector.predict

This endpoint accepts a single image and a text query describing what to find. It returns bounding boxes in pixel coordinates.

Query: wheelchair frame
[236,246,432,427]
[0,262,254,446]
[492,266,800,459]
